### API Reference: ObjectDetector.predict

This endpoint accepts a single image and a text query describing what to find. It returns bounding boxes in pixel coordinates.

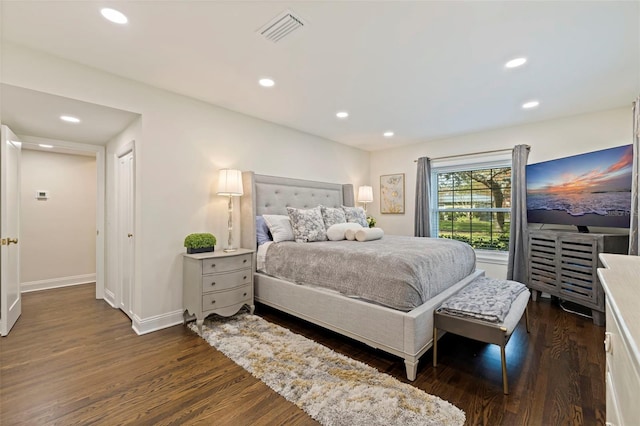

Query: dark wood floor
[0,284,605,425]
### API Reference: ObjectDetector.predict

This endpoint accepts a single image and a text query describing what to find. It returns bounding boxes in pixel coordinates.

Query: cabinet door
[558,236,598,304]
[528,233,557,292]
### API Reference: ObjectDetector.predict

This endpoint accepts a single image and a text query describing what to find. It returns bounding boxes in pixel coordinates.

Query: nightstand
[183,248,254,333]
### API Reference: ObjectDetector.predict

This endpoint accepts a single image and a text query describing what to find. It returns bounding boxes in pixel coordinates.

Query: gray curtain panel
[507,145,530,282]
[414,157,431,237]
[630,96,640,255]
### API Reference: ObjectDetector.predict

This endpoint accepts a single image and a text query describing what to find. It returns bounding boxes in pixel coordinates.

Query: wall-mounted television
[526,144,633,231]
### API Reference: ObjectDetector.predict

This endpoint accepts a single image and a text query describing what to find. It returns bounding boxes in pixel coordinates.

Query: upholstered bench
[432,276,530,394]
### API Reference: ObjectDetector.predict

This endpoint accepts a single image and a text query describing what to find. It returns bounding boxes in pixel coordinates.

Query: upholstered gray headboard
[240,172,354,249]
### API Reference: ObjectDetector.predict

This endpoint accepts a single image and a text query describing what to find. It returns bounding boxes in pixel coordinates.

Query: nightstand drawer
[202,269,251,292]
[202,253,251,274]
[202,286,251,310]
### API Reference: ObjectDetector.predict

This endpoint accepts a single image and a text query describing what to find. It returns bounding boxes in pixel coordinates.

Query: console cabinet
[527,230,628,325]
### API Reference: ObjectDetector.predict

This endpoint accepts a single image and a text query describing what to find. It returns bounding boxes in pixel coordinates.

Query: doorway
[15,136,105,299]
[19,148,99,294]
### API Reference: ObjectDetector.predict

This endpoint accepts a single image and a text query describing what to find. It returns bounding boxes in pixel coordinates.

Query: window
[432,156,511,252]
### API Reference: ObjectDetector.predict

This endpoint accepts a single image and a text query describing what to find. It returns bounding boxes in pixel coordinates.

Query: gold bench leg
[433,326,438,367]
[501,344,508,394]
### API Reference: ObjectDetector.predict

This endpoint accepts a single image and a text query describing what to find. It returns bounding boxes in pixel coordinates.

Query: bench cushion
[438,276,528,323]
[500,290,530,335]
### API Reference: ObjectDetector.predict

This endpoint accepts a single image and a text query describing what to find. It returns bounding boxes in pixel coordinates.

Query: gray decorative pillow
[263,214,295,243]
[320,205,347,229]
[287,206,327,242]
[342,206,368,228]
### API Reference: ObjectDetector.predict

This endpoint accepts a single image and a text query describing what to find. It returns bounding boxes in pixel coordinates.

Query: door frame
[19,136,105,300]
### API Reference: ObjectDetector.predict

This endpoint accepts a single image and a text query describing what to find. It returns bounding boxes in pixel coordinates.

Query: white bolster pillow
[355,227,384,242]
[345,228,358,241]
[327,222,363,241]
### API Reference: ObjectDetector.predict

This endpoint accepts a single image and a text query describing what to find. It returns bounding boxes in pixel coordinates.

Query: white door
[117,150,134,318]
[1,125,22,336]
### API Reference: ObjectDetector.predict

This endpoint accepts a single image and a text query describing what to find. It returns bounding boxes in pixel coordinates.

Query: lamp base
[223,247,238,253]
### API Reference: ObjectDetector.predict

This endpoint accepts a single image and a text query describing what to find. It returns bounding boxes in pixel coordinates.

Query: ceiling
[0,84,140,146]
[1,1,639,151]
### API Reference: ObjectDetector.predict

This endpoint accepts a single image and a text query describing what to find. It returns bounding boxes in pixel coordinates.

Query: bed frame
[240,172,483,380]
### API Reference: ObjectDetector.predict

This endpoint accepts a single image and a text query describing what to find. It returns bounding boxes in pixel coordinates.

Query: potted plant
[184,233,217,254]
[366,216,376,228]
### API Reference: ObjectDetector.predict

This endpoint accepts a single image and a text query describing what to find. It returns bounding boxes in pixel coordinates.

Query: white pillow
[345,228,358,241]
[262,214,294,242]
[355,227,384,242]
[326,222,363,241]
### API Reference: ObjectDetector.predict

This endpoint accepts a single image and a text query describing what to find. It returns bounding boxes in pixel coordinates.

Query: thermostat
[36,190,49,200]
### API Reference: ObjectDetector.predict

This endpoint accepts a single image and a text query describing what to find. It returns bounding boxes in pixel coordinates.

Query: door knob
[7,238,18,245]
[127,233,133,238]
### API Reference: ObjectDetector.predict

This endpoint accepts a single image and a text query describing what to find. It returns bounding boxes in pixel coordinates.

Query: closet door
[117,150,134,319]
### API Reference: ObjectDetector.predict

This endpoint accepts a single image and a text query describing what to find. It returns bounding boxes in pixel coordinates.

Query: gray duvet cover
[262,235,476,311]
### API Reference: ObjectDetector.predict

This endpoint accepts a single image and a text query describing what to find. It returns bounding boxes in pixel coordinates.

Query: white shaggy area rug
[190,314,465,426]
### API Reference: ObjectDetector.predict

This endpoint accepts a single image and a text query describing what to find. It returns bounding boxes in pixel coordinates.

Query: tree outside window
[436,167,511,251]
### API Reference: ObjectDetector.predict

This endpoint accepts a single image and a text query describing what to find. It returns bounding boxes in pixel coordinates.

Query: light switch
[36,190,49,200]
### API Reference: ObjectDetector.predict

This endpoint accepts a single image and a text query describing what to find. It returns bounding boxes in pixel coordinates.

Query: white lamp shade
[217,169,244,196]
[357,185,373,203]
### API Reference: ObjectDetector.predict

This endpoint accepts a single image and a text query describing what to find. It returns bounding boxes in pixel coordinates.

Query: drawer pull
[604,332,612,354]
[243,276,247,280]
[243,259,247,263]
[211,264,216,268]
[243,292,247,297]
[211,300,216,304]
[211,282,216,286]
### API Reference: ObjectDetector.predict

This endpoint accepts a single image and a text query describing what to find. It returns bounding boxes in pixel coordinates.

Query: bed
[240,172,483,380]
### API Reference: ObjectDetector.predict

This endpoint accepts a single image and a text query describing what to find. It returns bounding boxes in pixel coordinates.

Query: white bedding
[256,241,272,272]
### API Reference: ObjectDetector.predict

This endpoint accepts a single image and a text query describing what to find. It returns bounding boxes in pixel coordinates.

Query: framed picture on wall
[380,173,405,214]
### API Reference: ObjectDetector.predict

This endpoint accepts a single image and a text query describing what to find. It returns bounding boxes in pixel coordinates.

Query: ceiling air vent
[258,10,305,43]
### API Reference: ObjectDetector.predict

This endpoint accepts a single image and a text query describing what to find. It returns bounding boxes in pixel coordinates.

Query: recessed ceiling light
[60,115,80,123]
[336,111,349,119]
[383,131,394,137]
[505,57,527,68]
[39,144,53,149]
[522,100,540,109]
[259,78,275,87]
[101,8,128,24]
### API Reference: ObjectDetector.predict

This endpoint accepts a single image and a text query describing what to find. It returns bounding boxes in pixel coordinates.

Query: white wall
[2,43,370,331]
[370,107,633,278]
[20,149,96,290]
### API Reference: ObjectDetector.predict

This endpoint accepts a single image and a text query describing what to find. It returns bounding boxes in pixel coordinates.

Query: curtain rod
[413,146,530,162]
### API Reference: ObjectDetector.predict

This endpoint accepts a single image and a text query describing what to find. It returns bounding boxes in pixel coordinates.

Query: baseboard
[103,288,116,308]
[21,273,96,293]
[132,310,184,335]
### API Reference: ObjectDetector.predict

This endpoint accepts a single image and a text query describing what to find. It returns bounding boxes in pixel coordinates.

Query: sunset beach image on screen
[526,144,633,228]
